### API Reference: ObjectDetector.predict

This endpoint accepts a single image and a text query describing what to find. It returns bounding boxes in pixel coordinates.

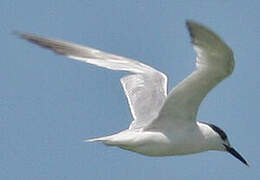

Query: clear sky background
[1,1,259,180]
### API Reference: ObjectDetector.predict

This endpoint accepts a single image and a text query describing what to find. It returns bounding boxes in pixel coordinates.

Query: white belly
[109,129,209,156]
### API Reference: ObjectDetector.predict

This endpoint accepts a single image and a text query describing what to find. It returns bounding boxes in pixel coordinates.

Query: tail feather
[85,130,132,147]
[85,135,116,146]
[85,136,109,143]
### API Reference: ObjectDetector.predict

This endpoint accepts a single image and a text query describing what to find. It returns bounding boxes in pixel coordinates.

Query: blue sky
[1,1,259,179]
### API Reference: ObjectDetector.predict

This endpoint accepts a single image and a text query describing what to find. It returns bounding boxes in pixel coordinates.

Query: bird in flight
[16,20,249,166]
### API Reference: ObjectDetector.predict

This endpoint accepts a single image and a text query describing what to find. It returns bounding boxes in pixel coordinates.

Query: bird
[16,20,249,166]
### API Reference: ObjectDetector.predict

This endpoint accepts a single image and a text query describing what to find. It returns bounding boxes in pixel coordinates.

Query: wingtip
[185,20,204,28]
[185,20,197,43]
[12,31,33,40]
[186,19,199,24]
[185,20,214,45]
[185,19,195,27]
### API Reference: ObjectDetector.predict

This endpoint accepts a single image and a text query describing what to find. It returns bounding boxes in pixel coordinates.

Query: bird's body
[17,20,249,166]
[91,122,221,156]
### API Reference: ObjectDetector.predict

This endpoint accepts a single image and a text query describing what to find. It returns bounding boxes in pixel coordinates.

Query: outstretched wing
[17,32,167,129]
[151,21,235,129]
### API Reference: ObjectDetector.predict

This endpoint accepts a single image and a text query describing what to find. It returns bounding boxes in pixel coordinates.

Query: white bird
[17,20,249,166]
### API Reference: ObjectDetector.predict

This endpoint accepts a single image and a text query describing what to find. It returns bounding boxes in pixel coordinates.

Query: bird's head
[203,122,249,167]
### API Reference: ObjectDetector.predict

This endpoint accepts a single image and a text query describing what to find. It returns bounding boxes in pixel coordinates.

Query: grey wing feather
[16,32,154,73]
[150,21,235,129]
[17,32,168,129]
[121,72,167,129]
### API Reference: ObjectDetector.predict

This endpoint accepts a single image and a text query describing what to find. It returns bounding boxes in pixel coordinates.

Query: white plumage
[17,20,248,166]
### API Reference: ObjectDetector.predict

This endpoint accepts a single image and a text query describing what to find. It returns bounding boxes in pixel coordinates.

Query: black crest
[202,122,228,141]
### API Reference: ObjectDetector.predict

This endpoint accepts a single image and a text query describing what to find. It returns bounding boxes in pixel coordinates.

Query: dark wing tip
[13,31,34,41]
[186,20,205,31]
[185,20,210,45]
[14,31,46,46]
[13,32,70,56]
[185,20,198,44]
[185,20,217,46]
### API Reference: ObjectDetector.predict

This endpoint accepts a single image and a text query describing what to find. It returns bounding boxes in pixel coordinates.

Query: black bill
[223,144,249,167]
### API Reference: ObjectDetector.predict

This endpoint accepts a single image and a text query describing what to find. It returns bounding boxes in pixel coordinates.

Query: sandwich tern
[16,20,249,166]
